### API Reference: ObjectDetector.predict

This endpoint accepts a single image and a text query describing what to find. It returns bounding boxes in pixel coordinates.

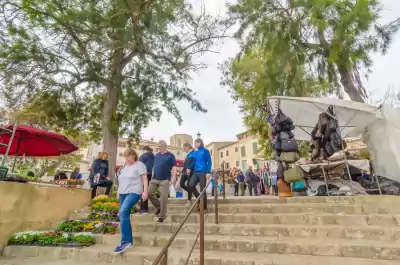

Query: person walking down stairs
[188,138,212,211]
[148,140,177,224]
[114,149,148,254]
[137,146,155,215]
[179,143,196,206]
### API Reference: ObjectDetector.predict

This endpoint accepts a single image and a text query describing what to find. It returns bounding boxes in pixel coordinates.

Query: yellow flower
[92,195,109,201]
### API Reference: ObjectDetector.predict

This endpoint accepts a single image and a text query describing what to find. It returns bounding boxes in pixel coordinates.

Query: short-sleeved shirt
[153,151,176,181]
[118,161,147,194]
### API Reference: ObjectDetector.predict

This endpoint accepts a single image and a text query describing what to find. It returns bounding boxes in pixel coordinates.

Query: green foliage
[0,0,228,179]
[226,0,400,102]
[56,220,118,234]
[222,0,400,158]
[8,231,94,246]
[221,46,331,158]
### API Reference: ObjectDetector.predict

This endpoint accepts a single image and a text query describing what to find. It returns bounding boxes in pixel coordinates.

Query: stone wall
[0,182,90,251]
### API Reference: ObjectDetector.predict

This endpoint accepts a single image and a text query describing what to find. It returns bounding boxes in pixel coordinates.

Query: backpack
[280,138,298,152]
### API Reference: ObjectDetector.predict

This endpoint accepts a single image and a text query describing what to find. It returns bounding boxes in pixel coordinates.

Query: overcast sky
[142,0,400,145]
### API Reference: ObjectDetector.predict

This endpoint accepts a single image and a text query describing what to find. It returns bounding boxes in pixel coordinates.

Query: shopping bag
[169,184,176,198]
[284,166,303,183]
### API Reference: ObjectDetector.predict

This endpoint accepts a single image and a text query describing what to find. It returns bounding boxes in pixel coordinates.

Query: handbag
[284,166,303,183]
[280,138,298,152]
[278,179,292,197]
[280,152,299,163]
[292,180,306,191]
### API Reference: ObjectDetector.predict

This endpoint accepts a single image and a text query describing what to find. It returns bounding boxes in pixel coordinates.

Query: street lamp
[196,132,201,139]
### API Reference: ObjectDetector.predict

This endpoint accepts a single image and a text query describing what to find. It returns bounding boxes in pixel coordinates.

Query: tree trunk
[102,87,119,183]
[337,66,365,103]
[102,47,124,184]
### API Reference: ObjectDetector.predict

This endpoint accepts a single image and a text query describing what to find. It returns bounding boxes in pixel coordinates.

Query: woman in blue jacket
[188,138,212,211]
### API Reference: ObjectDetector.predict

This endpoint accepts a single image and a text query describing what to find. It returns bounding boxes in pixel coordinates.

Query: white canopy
[267,96,400,182]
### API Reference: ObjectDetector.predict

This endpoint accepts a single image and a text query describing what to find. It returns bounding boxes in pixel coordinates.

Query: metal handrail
[151,162,225,265]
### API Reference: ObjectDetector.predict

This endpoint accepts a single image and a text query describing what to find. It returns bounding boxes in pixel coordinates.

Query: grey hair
[158,140,167,147]
[194,138,204,148]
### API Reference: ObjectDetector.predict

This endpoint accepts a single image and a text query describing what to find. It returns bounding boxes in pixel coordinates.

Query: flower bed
[55,179,85,187]
[88,197,137,221]
[56,220,118,234]
[1,176,29,183]
[92,195,119,205]
[8,231,94,247]
[89,202,120,221]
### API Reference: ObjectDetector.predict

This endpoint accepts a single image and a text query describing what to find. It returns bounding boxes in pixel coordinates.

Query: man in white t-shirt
[114,149,148,254]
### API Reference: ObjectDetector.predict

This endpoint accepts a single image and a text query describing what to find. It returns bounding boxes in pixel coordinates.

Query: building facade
[217,131,264,171]
[79,134,193,173]
[205,142,236,171]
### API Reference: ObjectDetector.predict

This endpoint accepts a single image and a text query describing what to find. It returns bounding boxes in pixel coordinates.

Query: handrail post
[222,170,226,199]
[214,170,219,225]
[161,249,168,265]
[199,194,205,265]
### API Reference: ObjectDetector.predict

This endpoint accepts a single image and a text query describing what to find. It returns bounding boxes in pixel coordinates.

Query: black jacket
[182,150,195,175]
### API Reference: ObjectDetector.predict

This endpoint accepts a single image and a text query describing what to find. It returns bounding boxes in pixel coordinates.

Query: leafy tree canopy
[226,0,400,102]
[221,45,332,158]
[222,0,400,158]
[0,0,228,179]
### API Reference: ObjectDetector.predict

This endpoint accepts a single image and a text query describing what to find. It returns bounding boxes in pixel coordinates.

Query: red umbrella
[0,125,78,157]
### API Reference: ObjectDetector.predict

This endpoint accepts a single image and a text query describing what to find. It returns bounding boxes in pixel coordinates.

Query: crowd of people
[87,138,212,254]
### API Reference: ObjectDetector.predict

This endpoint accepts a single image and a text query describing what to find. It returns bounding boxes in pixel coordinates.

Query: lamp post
[196,132,201,139]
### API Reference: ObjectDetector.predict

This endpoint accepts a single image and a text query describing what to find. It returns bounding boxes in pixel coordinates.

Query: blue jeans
[119,193,141,244]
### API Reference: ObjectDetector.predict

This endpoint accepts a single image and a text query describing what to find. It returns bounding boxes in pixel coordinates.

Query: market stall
[299,159,379,195]
[266,96,400,196]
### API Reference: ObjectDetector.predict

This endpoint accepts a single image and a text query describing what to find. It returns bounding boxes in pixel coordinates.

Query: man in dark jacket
[180,143,195,206]
[137,146,155,215]
[245,166,259,196]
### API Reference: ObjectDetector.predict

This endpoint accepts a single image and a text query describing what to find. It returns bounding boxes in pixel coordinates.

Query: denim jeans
[119,193,141,244]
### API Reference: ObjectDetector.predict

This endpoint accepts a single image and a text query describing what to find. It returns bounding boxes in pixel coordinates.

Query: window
[236,161,239,167]
[226,150,229,156]
[241,160,247,170]
[220,151,223,158]
[177,138,182,148]
[210,150,213,156]
[241,146,246,157]
[252,142,258,154]
[118,141,126,148]
[225,162,230,169]
[235,147,238,152]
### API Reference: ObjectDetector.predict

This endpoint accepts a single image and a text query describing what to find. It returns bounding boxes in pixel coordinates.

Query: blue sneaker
[113,242,132,254]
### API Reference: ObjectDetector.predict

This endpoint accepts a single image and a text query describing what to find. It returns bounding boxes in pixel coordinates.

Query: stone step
[168,195,400,205]
[94,232,400,260]
[136,212,400,227]
[3,245,400,265]
[67,212,400,227]
[166,203,400,215]
[131,222,400,241]
[73,203,382,216]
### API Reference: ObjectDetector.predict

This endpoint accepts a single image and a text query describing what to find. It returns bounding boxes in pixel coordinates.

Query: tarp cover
[268,96,400,182]
[299,159,369,173]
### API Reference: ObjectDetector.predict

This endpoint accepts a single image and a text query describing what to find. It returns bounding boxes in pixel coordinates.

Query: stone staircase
[2,196,400,265]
